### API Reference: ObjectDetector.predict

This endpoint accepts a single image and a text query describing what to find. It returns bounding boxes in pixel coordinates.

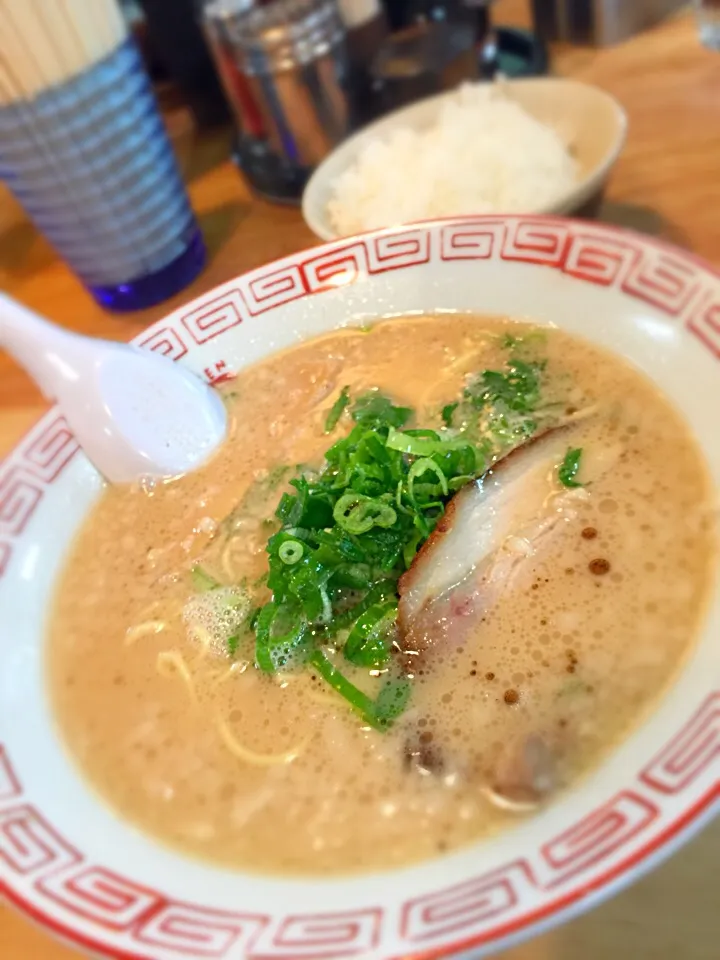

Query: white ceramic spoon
[0,293,227,484]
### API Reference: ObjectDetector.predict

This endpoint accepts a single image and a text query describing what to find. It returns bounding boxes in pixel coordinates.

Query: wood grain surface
[2,2,720,958]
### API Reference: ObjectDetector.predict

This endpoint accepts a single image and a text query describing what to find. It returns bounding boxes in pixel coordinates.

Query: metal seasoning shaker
[202,0,352,202]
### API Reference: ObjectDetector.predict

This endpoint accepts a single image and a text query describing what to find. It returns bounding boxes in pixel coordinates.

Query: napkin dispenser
[530,0,685,46]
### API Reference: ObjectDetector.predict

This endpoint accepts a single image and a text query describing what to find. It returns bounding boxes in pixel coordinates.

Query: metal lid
[224,0,346,74]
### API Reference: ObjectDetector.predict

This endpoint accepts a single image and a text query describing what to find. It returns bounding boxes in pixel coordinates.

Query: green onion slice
[333,493,397,534]
[343,600,398,669]
[278,540,304,565]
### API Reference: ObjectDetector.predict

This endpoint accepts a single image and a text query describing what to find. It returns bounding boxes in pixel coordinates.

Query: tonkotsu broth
[48,316,715,875]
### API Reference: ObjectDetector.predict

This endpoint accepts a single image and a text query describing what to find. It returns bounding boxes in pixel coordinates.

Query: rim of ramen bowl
[1,215,719,960]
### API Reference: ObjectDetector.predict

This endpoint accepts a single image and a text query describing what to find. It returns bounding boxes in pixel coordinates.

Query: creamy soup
[48,316,716,875]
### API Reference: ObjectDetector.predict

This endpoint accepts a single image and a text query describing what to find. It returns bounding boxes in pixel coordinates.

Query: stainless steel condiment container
[201,0,260,135]
[202,0,351,201]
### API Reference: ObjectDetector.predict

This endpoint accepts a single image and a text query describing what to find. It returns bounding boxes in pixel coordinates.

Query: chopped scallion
[309,650,408,729]
[441,402,458,428]
[278,540,304,565]
[375,678,412,724]
[407,458,449,501]
[325,386,350,433]
[333,493,397,534]
[309,650,384,729]
[249,349,559,729]
[385,427,472,457]
[343,600,397,669]
[558,447,583,488]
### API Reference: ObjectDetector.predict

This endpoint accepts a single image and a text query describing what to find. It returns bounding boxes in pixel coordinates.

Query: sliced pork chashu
[398,428,584,663]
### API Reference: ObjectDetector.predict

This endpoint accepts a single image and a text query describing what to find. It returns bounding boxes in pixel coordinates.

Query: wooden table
[2,4,720,958]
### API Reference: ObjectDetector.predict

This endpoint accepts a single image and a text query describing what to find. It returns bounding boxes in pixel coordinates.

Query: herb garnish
[343,600,398,669]
[325,386,350,433]
[308,651,410,729]
[251,390,484,721]
[441,352,547,451]
[463,359,545,442]
[441,402,458,428]
[254,365,549,721]
[558,448,583,488]
[193,341,558,728]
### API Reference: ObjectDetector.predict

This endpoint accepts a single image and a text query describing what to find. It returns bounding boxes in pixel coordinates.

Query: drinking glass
[0,0,206,311]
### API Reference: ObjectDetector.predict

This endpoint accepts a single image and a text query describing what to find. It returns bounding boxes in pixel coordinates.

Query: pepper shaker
[201,0,352,202]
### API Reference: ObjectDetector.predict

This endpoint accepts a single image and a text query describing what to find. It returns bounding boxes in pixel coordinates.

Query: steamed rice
[327,83,578,236]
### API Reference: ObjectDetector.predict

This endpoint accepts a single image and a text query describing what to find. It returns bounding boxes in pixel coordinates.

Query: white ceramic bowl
[1,216,719,960]
[302,78,628,242]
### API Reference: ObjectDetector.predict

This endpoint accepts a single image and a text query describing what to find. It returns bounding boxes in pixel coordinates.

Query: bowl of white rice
[302,78,627,241]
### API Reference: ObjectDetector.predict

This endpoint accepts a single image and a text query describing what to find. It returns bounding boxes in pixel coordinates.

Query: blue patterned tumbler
[0,0,206,311]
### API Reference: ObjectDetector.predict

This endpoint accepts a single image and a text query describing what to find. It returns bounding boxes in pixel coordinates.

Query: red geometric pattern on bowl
[501,219,573,266]
[252,909,382,959]
[0,217,719,960]
[401,861,537,944]
[181,289,246,345]
[562,232,641,286]
[621,249,701,315]
[238,263,308,316]
[367,229,431,272]
[687,290,720,359]
[440,217,571,266]
[0,466,44,538]
[0,413,80,577]
[0,804,80,876]
[19,413,78,483]
[138,326,189,361]
[36,865,161,932]
[440,219,506,260]
[135,902,269,957]
[641,692,720,795]
[302,242,371,293]
[539,791,658,888]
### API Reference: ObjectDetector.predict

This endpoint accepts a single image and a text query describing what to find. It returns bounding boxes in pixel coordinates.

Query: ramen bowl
[1,216,719,960]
